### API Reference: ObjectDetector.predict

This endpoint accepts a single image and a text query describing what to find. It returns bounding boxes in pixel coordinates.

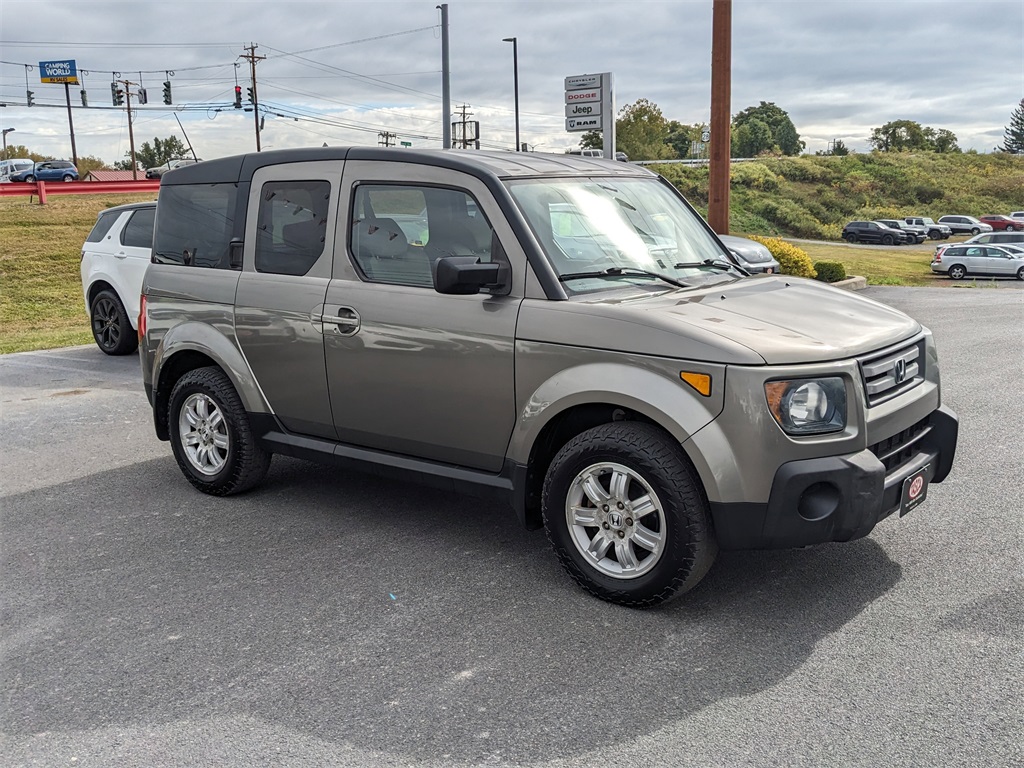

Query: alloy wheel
[178,393,230,476]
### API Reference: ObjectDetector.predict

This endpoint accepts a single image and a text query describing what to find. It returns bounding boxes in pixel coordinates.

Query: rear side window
[254,180,330,276]
[153,183,238,268]
[120,207,156,249]
[86,211,120,243]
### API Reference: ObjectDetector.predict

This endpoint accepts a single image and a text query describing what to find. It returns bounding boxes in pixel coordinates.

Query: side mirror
[433,256,502,295]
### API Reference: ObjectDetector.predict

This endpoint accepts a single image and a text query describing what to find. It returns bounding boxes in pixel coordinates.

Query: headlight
[764,377,847,435]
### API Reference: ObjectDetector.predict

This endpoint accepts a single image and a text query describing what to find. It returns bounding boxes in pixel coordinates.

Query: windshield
[507,177,740,294]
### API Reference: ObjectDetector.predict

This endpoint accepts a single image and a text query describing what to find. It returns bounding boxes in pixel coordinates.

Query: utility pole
[454,104,473,149]
[438,4,451,149]
[239,43,266,152]
[707,0,732,235]
[63,82,79,169]
[118,79,139,180]
[378,131,396,147]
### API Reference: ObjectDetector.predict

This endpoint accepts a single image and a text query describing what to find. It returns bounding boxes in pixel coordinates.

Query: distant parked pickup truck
[145,158,203,179]
[876,219,926,244]
[904,217,952,240]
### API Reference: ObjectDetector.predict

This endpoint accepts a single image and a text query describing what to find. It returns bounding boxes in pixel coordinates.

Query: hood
[517,276,921,365]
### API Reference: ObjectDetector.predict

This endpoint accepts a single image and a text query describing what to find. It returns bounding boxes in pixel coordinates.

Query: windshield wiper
[558,266,690,289]
[672,259,736,272]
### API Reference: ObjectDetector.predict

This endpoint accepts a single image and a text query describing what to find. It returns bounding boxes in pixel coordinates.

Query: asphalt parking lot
[1,287,1022,767]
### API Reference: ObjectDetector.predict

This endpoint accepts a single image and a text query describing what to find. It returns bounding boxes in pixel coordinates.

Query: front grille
[859,338,925,407]
[869,417,930,474]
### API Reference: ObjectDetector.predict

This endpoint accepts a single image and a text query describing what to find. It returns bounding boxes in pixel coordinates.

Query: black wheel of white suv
[90,289,138,355]
[168,367,271,496]
[542,422,717,607]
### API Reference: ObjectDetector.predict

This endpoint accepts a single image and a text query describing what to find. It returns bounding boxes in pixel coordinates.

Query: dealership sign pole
[564,72,615,159]
[39,59,79,168]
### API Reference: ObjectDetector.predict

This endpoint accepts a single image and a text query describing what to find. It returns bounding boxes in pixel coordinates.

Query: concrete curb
[832,275,868,291]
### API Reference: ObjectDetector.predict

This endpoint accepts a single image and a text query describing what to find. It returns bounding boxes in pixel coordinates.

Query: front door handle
[320,306,360,336]
[115,251,128,259]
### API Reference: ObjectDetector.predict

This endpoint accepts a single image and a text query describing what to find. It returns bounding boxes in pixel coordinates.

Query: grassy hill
[652,152,1024,240]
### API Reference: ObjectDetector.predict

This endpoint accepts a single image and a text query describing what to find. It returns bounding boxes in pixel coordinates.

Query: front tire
[1017,266,1024,281]
[882,234,894,246]
[971,227,980,235]
[929,230,941,240]
[168,367,271,495]
[90,289,138,355]
[24,174,35,183]
[542,422,717,607]
[948,264,967,280]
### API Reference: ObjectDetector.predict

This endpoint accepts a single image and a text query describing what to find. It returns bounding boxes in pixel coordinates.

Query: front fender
[153,320,271,416]
[508,343,726,465]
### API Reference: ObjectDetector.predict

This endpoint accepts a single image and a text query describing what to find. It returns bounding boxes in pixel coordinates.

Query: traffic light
[234,85,242,109]
[137,87,148,105]
[246,86,254,104]
[111,82,124,106]
[26,89,34,107]
[80,89,88,107]
[162,80,172,105]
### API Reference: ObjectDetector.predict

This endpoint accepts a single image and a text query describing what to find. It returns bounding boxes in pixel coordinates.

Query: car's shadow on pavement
[2,456,902,763]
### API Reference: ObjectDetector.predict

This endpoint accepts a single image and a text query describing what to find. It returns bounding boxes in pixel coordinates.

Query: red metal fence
[0,179,160,203]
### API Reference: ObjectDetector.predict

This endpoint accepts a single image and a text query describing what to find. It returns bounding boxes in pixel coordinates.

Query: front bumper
[710,405,958,550]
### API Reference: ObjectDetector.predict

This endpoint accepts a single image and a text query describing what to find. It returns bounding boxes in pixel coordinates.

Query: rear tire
[845,233,857,243]
[1017,266,1024,281]
[542,422,717,607]
[168,367,272,496]
[948,264,967,280]
[90,289,138,355]
[62,174,74,182]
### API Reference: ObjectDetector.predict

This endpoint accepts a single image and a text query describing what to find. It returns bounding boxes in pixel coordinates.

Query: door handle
[320,306,360,335]
[115,252,128,259]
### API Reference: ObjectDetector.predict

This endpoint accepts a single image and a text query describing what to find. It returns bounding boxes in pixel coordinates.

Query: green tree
[665,120,702,159]
[831,139,850,156]
[121,135,191,170]
[869,120,959,153]
[732,101,804,156]
[998,99,1024,153]
[733,118,773,157]
[577,99,681,161]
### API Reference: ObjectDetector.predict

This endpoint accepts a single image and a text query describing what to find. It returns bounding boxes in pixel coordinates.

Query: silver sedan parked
[717,234,782,274]
[931,243,1024,280]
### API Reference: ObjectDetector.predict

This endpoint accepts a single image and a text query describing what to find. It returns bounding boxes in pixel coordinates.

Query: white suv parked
[80,201,156,354]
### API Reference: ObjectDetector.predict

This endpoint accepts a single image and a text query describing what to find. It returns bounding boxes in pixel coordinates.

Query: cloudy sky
[1,0,1022,165]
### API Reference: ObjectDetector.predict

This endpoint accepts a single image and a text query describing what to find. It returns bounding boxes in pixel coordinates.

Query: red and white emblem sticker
[908,475,924,499]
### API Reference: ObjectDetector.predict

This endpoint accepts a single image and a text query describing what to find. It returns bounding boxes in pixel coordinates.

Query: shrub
[730,162,780,191]
[813,261,847,283]
[747,236,817,278]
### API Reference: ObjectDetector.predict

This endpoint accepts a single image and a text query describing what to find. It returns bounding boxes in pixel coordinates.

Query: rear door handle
[115,251,128,259]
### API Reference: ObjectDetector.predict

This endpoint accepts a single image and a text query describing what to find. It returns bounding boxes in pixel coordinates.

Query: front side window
[121,207,156,249]
[507,177,740,295]
[254,180,330,276]
[350,184,494,288]
[153,183,238,268]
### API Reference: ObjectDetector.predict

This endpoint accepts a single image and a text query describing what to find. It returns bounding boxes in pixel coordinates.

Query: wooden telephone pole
[708,0,732,234]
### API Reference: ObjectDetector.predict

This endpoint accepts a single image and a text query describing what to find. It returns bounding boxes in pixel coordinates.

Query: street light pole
[502,37,520,151]
[2,127,14,160]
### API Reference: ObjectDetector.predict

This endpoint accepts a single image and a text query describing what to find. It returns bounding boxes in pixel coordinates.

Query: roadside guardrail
[0,179,161,204]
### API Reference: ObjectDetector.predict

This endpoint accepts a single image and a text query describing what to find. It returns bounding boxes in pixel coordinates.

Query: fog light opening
[798,482,841,522]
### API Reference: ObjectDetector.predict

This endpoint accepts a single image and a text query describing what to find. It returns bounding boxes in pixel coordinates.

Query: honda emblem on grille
[893,358,907,384]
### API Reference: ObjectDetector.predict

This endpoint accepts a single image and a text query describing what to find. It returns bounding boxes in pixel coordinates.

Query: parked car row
[843,213,1022,246]
[0,158,79,182]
